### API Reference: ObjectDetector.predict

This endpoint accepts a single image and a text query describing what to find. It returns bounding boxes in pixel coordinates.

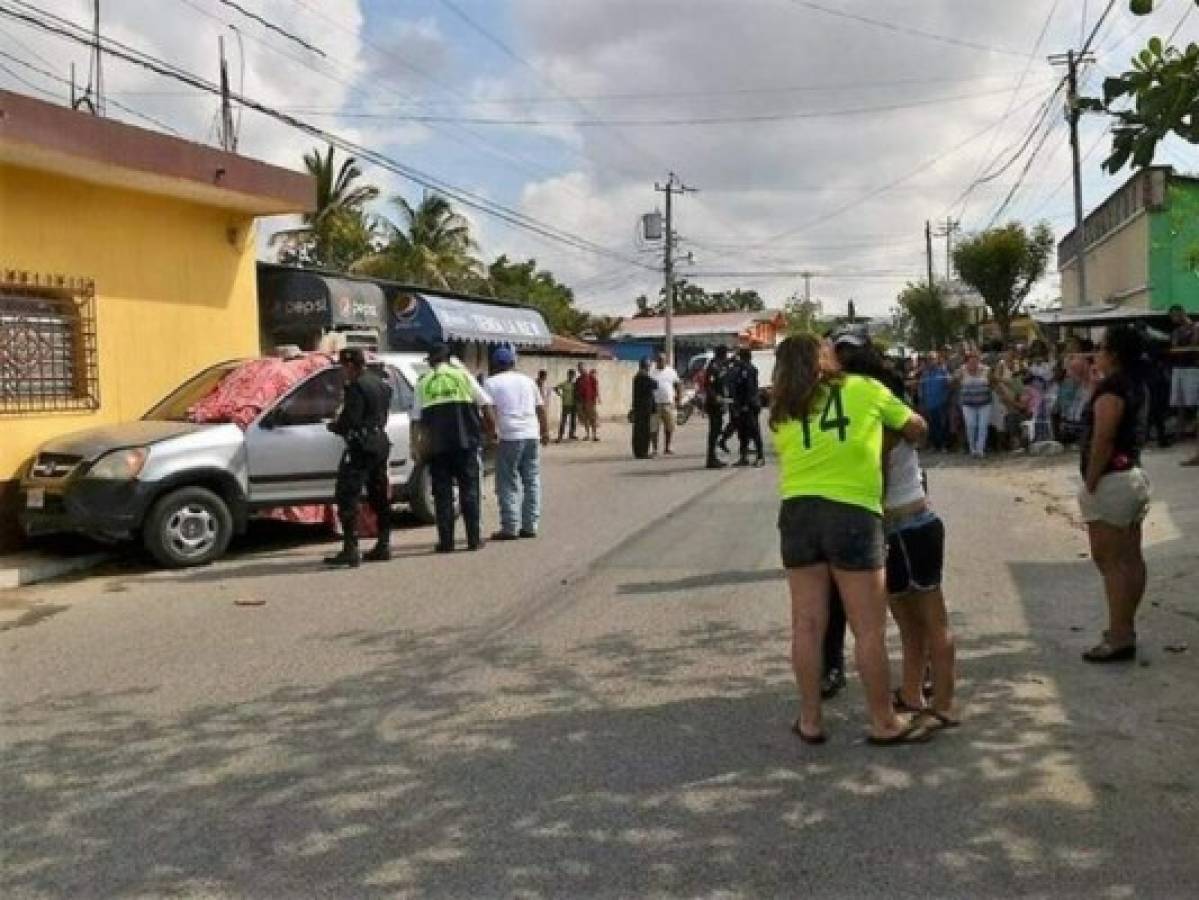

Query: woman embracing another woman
[770,332,930,745]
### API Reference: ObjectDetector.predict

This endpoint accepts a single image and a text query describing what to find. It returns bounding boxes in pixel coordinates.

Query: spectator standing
[731,348,765,466]
[535,370,552,407]
[770,332,930,745]
[955,351,995,459]
[918,352,952,452]
[1168,305,1199,466]
[631,358,657,459]
[554,369,578,442]
[651,352,681,455]
[413,344,495,553]
[1078,326,1152,662]
[576,364,601,441]
[485,348,549,540]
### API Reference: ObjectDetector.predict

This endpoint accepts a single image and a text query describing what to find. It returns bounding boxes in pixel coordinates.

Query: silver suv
[18,353,446,568]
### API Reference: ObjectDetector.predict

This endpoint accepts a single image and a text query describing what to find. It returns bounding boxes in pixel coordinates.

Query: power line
[1168,2,1196,42]
[281,71,1040,111]
[0,1,656,274]
[289,83,1053,128]
[215,0,325,57]
[0,45,185,135]
[986,117,1065,226]
[785,0,1036,59]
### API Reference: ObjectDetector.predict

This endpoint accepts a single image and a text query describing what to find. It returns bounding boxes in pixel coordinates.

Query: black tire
[143,486,233,568]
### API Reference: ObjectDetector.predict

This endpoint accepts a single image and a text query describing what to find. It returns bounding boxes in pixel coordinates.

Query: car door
[244,367,347,507]
[381,364,415,491]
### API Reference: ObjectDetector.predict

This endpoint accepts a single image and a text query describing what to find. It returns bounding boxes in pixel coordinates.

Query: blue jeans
[496,439,541,535]
[924,404,949,450]
[962,403,991,456]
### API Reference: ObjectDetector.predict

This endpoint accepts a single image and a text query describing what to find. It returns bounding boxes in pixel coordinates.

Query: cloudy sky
[2,0,1197,318]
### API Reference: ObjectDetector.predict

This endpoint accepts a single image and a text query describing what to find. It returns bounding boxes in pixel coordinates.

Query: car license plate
[26,488,45,509]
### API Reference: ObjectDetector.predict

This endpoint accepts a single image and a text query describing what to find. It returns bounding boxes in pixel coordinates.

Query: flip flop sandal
[791,719,828,745]
[1082,641,1136,663]
[867,718,932,746]
[892,689,925,714]
[912,709,961,739]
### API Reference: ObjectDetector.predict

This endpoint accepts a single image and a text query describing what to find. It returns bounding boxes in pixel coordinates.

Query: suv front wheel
[143,486,233,568]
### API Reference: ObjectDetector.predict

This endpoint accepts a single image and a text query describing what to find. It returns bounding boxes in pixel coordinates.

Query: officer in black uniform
[704,345,732,469]
[325,348,393,568]
[731,348,765,467]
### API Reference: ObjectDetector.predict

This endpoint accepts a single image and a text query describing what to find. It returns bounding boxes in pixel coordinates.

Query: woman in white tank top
[884,433,959,734]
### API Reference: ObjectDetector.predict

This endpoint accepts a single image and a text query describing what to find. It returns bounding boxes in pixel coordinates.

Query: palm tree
[585,315,625,341]
[271,145,379,269]
[353,192,482,289]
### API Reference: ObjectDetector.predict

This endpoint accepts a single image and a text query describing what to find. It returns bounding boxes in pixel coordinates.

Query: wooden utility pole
[925,220,935,289]
[1051,49,1095,308]
[654,173,696,367]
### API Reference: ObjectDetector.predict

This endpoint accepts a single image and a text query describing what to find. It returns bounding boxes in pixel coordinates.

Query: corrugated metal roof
[616,312,766,339]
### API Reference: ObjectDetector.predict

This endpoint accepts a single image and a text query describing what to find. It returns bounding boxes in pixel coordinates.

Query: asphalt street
[2,425,1197,898]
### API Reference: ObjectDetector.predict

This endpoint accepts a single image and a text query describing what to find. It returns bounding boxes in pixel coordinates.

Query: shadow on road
[0,617,1164,897]
[617,569,784,595]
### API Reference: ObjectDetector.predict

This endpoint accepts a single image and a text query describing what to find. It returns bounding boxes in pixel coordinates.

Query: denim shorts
[778,497,885,571]
[885,509,945,595]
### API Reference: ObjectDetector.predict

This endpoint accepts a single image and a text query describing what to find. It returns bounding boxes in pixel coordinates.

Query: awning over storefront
[388,291,552,349]
[1032,304,1166,327]
[258,266,387,331]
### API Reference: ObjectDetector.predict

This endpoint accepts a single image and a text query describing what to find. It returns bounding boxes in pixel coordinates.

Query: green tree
[585,314,625,341]
[896,282,967,351]
[637,280,767,316]
[354,193,482,289]
[484,255,588,335]
[952,222,1054,342]
[1090,1,1199,172]
[273,145,380,270]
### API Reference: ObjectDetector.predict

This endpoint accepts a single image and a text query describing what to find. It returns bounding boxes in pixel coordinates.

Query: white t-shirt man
[484,370,544,441]
[652,365,681,405]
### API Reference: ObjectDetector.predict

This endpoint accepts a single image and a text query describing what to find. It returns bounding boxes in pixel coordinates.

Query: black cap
[338,348,366,368]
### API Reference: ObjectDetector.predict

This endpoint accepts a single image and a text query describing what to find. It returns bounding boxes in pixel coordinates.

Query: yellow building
[0,90,312,549]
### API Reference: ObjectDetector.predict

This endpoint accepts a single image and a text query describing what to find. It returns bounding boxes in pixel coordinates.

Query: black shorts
[885,511,945,595]
[778,497,885,571]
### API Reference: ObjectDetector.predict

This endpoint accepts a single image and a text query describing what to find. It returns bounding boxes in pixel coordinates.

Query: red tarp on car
[188,353,382,535]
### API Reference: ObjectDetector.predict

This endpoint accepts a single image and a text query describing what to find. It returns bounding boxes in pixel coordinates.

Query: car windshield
[143,363,241,422]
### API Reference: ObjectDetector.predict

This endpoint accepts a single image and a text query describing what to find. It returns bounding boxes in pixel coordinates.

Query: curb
[0,551,111,590]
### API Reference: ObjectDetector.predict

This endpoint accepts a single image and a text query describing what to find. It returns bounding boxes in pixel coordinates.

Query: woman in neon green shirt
[770,332,928,745]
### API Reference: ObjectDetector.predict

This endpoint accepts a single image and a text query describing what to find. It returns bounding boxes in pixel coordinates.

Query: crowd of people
[899,304,1199,465]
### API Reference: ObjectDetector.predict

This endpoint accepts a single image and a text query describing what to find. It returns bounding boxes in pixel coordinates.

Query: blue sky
[2,1,1197,317]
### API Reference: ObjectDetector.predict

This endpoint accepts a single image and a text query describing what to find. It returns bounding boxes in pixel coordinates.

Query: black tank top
[1079,372,1143,476]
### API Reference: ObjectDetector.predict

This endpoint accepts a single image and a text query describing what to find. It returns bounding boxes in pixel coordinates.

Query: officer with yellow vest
[413,343,497,552]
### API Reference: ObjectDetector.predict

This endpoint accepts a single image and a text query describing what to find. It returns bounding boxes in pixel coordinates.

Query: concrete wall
[512,356,639,424]
[1059,212,1150,309]
[0,165,261,548]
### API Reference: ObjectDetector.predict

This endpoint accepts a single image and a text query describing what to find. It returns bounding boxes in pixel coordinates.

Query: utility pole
[925,220,935,289]
[654,173,696,367]
[934,217,960,281]
[90,0,104,115]
[219,36,236,152]
[1051,49,1095,308]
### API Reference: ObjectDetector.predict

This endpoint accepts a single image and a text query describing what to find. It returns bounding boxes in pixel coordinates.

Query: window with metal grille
[0,273,99,414]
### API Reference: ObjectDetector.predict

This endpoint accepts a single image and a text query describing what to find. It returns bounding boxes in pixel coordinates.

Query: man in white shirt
[651,352,682,456]
[484,347,549,540]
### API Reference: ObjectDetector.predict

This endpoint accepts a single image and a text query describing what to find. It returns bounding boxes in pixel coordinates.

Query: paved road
[2,427,1197,898]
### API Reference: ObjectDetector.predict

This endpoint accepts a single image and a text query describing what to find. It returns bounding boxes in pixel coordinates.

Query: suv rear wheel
[143,486,233,568]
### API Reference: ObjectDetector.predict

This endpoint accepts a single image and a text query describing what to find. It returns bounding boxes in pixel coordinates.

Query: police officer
[705,345,733,469]
[413,343,496,552]
[732,348,765,467]
[325,348,393,568]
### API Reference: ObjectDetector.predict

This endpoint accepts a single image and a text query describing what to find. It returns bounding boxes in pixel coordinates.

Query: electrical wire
[0,45,185,135]
[215,0,325,57]
[785,0,1036,59]
[0,1,656,274]
[289,83,1053,128]
[1167,2,1196,41]
[986,118,1065,226]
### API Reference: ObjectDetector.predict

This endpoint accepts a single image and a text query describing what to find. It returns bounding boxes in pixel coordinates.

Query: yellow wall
[1059,213,1150,309]
[0,164,261,480]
